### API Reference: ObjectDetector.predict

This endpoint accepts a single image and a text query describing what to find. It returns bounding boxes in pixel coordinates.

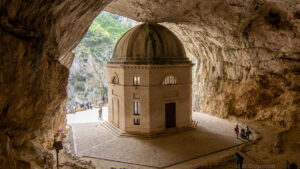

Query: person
[246,126,252,140]
[240,128,246,139]
[81,104,86,110]
[234,124,239,139]
[290,163,298,169]
[98,106,103,120]
[235,152,244,169]
[102,97,106,104]
[73,104,76,113]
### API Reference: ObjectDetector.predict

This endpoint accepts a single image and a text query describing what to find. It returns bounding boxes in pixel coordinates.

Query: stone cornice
[105,63,194,69]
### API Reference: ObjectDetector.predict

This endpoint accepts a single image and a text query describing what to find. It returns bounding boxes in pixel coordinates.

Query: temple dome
[109,23,190,64]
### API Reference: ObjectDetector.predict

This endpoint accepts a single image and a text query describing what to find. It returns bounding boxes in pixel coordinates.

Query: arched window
[112,76,119,84]
[163,75,177,86]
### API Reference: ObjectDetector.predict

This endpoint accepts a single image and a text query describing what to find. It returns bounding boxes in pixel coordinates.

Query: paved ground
[66,107,108,124]
[68,110,243,168]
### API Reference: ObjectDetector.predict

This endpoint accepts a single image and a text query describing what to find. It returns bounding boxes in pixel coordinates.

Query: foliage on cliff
[67,12,135,108]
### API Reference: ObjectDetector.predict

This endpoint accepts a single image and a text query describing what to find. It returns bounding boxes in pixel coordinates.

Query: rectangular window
[133,76,140,86]
[133,102,140,115]
[134,118,140,125]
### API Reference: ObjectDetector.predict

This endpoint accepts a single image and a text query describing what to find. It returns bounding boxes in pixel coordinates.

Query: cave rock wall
[0,0,299,168]
[0,0,111,168]
[106,0,300,128]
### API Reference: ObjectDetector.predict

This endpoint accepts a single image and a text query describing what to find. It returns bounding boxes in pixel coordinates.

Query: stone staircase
[192,120,201,128]
[101,121,128,137]
[101,121,194,138]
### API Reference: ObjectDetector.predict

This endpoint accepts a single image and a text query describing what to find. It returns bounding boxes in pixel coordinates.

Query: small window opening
[163,75,177,86]
[134,118,140,125]
[133,76,140,86]
[134,102,140,115]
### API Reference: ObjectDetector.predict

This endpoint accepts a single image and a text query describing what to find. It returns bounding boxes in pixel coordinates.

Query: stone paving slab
[70,112,243,168]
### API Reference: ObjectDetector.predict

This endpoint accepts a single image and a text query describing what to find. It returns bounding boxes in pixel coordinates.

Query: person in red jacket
[234,124,239,139]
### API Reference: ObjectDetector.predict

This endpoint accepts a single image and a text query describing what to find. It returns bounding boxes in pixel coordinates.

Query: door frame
[165,102,176,128]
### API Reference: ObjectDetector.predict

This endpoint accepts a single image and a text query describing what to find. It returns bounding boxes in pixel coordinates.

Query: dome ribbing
[108,23,190,64]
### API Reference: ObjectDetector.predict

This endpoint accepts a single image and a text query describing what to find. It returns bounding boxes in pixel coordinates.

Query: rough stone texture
[167,22,300,128]
[0,0,111,168]
[0,0,299,168]
[105,0,300,128]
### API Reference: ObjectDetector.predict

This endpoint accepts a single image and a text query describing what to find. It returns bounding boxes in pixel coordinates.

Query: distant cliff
[67,12,136,108]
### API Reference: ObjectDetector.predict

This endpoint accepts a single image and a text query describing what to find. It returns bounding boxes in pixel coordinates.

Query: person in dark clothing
[290,163,298,169]
[235,152,244,169]
[287,160,290,169]
[240,128,246,139]
[99,106,103,120]
[246,126,252,140]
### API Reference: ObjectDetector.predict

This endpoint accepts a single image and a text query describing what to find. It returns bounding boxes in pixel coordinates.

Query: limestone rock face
[0,0,111,168]
[0,0,299,168]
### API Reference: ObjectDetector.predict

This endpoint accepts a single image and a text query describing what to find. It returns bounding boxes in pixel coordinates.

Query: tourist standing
[73,104,76,113]
[246,126,252,140]
[235,152,244,169]
[290,163,298,169]
[99,106,102,120]
[240,128,246,139]
[235,124,239,139]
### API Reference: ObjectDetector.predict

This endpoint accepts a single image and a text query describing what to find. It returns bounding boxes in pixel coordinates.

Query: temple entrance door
[112,98,119,127]
[165,102,176,128]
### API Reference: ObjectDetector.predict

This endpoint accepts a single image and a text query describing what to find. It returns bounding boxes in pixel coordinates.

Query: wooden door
[165,103,176,128]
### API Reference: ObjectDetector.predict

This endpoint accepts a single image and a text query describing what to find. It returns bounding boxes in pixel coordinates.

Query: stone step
[102,121,194,138]
[101,122,153,138]
[192,120,200,128]
[101,121,126,137]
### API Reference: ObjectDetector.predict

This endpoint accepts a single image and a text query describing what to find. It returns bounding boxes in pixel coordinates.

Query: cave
[0,0,299,169]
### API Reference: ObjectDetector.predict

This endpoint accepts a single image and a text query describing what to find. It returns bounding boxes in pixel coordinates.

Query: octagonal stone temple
[105,23,193,135]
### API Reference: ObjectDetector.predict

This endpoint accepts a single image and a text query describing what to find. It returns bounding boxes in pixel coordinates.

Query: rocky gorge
[66,12,136,109]
[0,0,299,168]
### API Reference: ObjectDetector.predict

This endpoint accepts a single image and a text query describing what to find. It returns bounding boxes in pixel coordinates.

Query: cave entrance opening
[63,11,204,168]
[57,9,248,169]
[65,11,137,125]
